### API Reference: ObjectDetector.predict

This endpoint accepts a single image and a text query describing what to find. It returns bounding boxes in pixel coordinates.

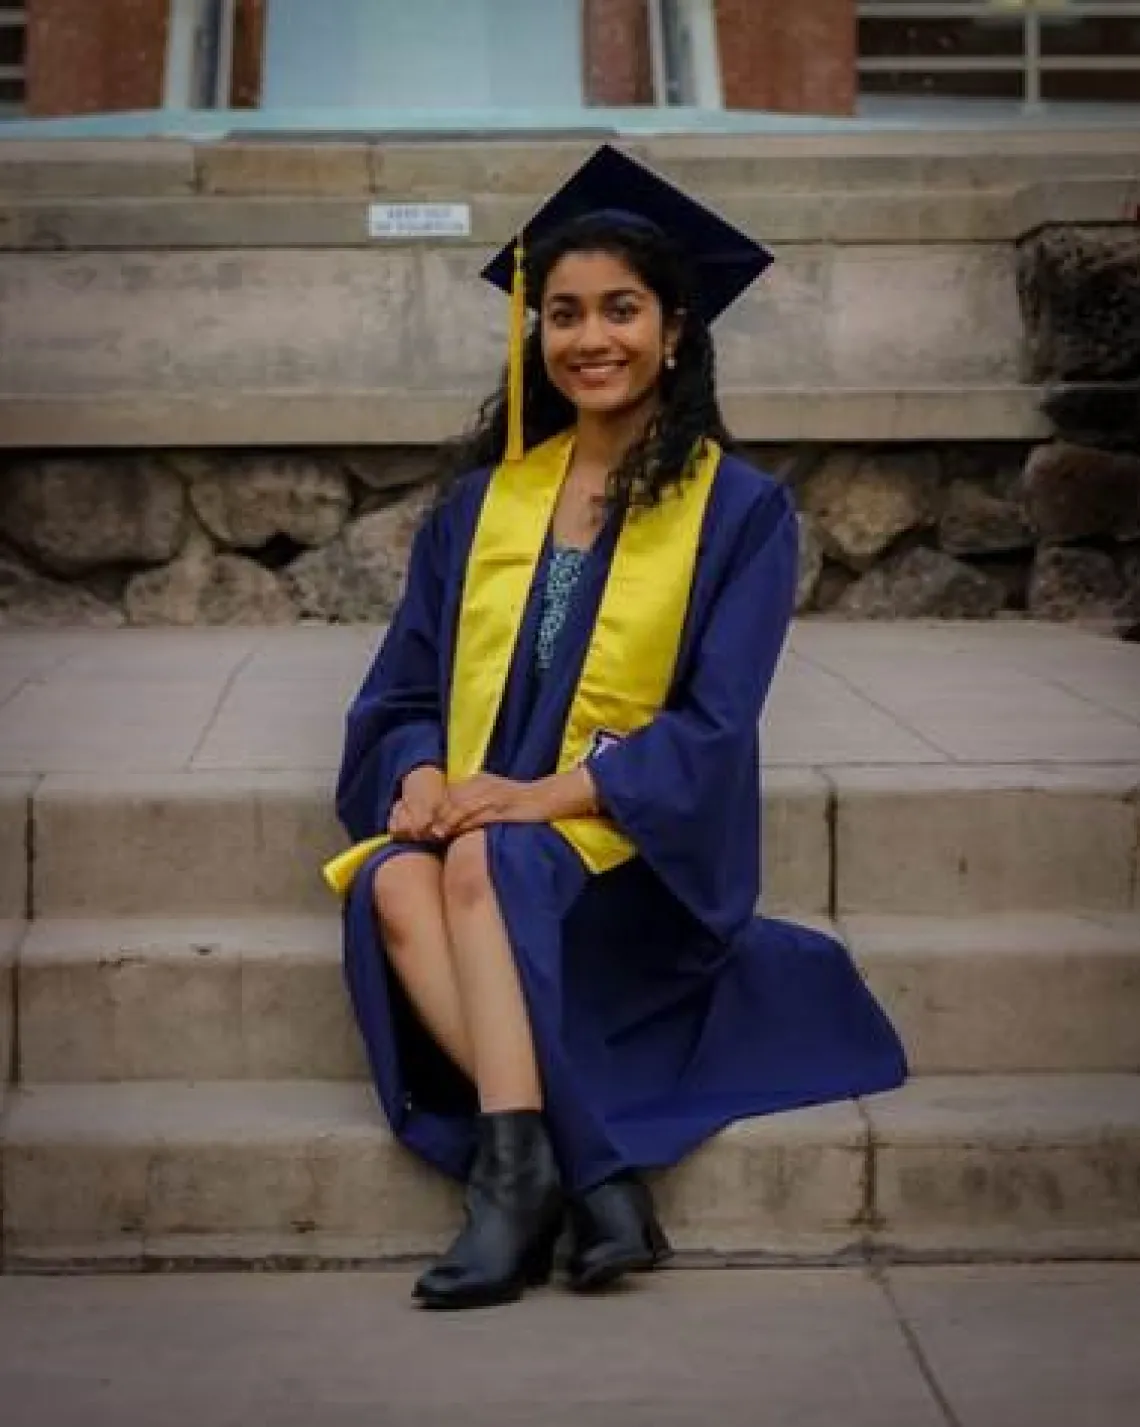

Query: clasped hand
[388,766,546,844]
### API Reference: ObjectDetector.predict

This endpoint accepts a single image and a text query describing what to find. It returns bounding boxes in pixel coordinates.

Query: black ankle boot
[413,1110,563,1311]
[566,1173,673,1293]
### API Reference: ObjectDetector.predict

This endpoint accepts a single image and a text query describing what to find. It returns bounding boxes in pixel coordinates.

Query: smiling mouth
[570,361,627,379]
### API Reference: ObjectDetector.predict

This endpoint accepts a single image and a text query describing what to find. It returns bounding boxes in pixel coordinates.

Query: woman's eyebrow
[545,287,644,304]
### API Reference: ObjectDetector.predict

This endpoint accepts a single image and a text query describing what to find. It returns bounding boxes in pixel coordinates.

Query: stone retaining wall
[1,221,1136,632]
[2,437,1137,631]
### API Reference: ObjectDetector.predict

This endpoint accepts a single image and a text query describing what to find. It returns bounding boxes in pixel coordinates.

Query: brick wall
[26,0,264,117]
[26,0,168,117]
[715,0,856,115]
[582,0,856,115]
[583,0,653,106]
[231,0,265,108]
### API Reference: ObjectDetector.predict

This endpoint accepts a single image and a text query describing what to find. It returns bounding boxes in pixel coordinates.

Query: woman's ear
[663,309,686,371]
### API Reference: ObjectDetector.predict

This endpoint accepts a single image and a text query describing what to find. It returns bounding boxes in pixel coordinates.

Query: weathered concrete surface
[0,1081,865,1264]
[5,1075,1139,1266]
[3,622,1137,918]
[849,914,1140,1074]
[865,1075,1140,1260]
[17,912,1140,1084]
[0,1268,950,1427]
[0,776,31,920]
[0,244,1024,398]
[0,140,197,197]
[888,1263,1140,1427]
[2,1263,1137,1427]
[17,917,364,1083]
[1,129,1133,447]
[4,128,1139,197]
[0,386,1050,446]
[6,181,1134,250]
[833,765,1140,916]
[25,769,828,919]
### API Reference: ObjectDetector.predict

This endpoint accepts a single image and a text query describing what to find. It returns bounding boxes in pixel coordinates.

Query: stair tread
[7,1074,1140,1144]
[21,910,1140,960]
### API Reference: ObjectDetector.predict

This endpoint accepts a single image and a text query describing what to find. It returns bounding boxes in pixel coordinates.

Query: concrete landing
[1,1264,1138,1427]
[1,620,1137,777]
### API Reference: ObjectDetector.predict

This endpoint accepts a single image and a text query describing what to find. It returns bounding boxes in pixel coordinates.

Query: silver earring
[665,353,676,370]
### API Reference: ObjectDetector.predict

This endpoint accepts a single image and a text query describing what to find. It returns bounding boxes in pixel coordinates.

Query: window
[858,1,1140,109]
[0,2,25,117]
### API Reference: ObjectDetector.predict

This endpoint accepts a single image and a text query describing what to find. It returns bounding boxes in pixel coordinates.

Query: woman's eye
[608,302,639,323]
[548,308,576,328]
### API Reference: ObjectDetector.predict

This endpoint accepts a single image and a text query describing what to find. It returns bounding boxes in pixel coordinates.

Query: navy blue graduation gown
[336,453,907,1192]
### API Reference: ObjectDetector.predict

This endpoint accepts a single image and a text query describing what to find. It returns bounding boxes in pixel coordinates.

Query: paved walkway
[1,620,1139,776]
[0,1264,1137,1427]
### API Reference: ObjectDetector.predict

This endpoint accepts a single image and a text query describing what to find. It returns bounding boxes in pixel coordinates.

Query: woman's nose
[576,319,613,354]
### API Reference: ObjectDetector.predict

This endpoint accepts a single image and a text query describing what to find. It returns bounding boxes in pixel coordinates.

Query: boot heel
[523,1224,560,1287]
[647,1218,674,1265]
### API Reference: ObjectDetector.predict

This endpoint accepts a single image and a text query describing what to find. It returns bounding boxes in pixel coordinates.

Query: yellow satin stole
[322,432,719,895]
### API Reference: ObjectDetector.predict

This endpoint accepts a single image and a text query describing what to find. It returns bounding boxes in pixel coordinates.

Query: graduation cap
[481,144,774,461]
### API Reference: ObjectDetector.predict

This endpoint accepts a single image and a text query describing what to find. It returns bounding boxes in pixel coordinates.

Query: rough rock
[1018,227,1140,382]
[795,514,824,613]
[0,551,123,627]
[1021,441,1140,543]
[938,480,1034,557]
[1042,382,1140,450]
[124,538,297,626]
[1114,544,1140,628]
[0,457,185,576]
[283,492,430,622]
[940,446,1026,498]
[812,561,857,613]
[1028,546,1123,622]
[799,449,940,570]
[342,447,438,494]
[187,454,352,550]
[836,546,1007,620]
[968,555,1033,612]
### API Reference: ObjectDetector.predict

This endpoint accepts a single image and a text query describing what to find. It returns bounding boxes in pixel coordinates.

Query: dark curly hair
[434,213,735,510]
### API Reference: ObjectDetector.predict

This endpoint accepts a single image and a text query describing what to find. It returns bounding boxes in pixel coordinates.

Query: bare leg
[373,852,474,1079]
[442,831,542,1113]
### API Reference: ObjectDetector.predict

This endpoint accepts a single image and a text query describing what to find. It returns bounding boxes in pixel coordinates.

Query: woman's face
[540,250,678,418]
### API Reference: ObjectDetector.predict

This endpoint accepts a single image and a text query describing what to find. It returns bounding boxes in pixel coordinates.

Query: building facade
[2,0,866,121]
[5,0,1138,123]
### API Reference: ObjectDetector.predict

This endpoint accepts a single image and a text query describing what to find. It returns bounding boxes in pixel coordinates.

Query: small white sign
[367,202,472,239]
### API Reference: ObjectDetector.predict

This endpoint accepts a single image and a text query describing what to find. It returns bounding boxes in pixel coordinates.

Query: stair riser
[18,937,1140,1083]
[31,772,1140,919]
[5,1088,1139,1267]
[835,773,1140,916]
[30,773,831,919]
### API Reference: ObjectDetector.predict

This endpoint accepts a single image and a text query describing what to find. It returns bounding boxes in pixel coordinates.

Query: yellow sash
[322,431,719,894]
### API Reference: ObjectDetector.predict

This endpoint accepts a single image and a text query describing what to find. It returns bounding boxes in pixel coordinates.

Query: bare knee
[442,831,493,915]
[372,853,441,945]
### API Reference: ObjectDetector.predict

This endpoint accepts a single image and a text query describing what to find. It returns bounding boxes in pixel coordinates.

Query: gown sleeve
[334,506,450,843]
[585,480,799,940]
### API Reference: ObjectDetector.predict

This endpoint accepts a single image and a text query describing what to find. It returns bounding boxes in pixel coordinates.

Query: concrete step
[3,131,1138,199]
[29,765,1140,920]
[0,386,1049,449]
[28,769,831,920]
[3,174,1135,249]
[3,1075,1138,1267]
[15,914,1140,1085]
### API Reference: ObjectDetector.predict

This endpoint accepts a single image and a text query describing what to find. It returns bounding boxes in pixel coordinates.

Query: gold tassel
[505,239,526,463]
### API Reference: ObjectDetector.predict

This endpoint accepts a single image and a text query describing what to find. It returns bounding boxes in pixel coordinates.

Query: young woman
[328,147,907,1311]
